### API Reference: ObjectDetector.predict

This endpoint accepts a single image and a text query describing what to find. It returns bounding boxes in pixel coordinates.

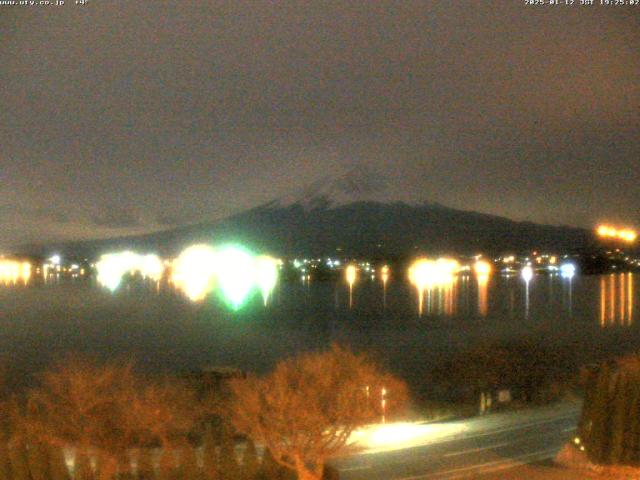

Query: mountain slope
[33,200,589,259]
[21,170,592,258]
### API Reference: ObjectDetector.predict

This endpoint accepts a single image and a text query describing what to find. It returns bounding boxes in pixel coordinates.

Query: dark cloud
[32,207,70,224]
[0,1,638,246]
[155,210,202,227]
[92,207,140,229]
[0,204,70,224]
[155,213,182,227]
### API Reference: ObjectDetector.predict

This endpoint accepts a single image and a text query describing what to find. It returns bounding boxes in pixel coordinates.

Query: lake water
[0,272,638,396]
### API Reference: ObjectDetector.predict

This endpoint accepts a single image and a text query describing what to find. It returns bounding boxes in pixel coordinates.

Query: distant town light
[171,244,217,301]
[409,258,459,289]
[346,264,358,308]
[255,255,279,306]
[597,224,637,243]
[560,263,576,279]
[213,245,256,310]
[473,260,492,276]
[96,252,137,292]
[345,264,358,286]
[139,254,164,281]
[521,265,533,282]
[381,265,390,284]
[95,251,165,291]
[408,257,459,316]
[0,259,31,284]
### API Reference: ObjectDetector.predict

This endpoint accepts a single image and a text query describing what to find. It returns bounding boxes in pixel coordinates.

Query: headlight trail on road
[349,421,468,454]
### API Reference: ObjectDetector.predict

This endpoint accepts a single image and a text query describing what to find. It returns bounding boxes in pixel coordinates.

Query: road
[333,401,581,480]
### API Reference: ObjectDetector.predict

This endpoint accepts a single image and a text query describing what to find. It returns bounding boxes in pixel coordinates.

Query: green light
[214,245,256,310]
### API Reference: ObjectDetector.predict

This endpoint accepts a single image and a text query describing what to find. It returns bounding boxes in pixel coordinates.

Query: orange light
[473,260,492,276]
[629,273,634,325]
[597,224,637,243]
[381,265,390,283]
[0,259,31,285]
[473,261,491,316]
[600,277,605,326]
[345,264,358,286]
[346,264,358,308]
[409,258,459,316]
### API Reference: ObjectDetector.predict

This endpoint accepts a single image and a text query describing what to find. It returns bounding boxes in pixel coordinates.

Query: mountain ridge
[15,198,591,259]
[12,169,592,258]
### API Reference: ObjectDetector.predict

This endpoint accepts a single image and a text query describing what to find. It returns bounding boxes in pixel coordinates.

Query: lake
[0,271,638,396]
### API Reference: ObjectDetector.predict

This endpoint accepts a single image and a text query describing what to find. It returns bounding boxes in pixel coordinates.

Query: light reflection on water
[11,271,639,327]
[420,280,456,317]
[599,273,634,327]
[477,273,489,317]
[1,271,640,392]
[326,271,638,328]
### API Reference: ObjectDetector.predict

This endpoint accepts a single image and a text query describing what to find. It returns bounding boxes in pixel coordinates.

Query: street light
[381,387,387,424]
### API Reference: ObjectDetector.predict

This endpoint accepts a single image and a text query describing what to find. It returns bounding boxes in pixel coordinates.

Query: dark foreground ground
[475,461,593,479]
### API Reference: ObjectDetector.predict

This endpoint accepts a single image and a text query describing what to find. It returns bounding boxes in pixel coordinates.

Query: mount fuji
[32,168,590,258]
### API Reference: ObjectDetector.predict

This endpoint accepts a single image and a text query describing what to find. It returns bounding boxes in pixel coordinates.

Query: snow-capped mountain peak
[274,166,394,209]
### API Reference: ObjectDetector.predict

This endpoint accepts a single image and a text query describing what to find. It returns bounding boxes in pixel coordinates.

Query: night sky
[1,1,638,248]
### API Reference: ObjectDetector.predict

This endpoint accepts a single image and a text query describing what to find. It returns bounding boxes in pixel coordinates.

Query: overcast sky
[1,1,638,248]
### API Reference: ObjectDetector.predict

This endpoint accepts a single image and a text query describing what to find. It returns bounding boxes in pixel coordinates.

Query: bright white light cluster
[406,258,461,316]
[94,244,280,309]
[96,251,164,292]
[171,245,218,302]
[255,255,279,306]
[521,265,533,282]
[171,245,280,307]
[560,263,576,279]
[408,258,460,290]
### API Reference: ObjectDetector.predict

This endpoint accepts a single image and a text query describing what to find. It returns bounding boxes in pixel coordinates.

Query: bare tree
[25,357,199,480]
[227,345,407,480]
